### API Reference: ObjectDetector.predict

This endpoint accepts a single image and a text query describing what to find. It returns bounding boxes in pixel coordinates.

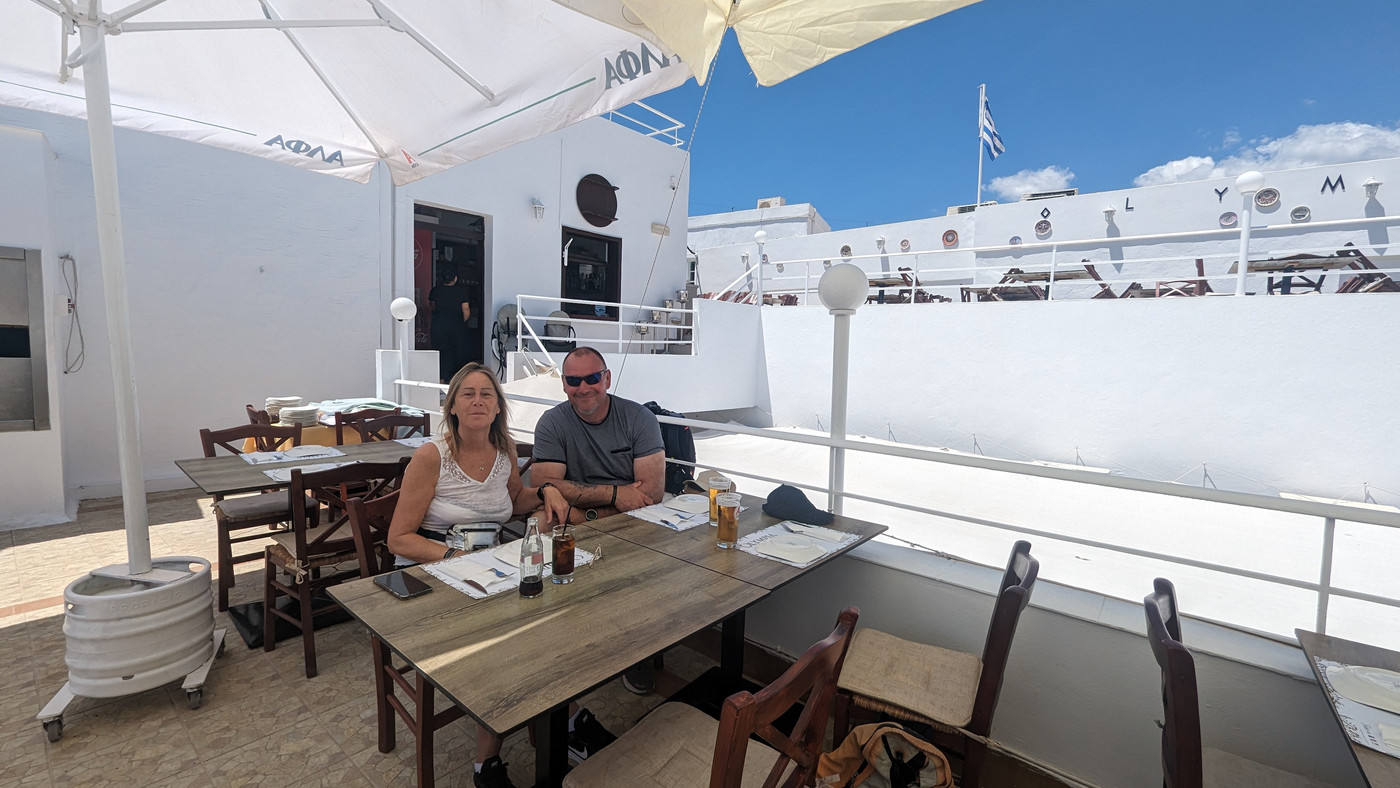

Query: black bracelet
[443,547,459,560]
[608,485,618,508]
[537,482,556,501]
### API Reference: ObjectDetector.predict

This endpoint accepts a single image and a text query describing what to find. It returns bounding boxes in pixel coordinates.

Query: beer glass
[708,476,732,526]
[551,524,576,584]
[715,492,741,549]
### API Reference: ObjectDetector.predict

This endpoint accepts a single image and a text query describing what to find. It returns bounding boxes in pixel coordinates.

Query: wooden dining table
[173,439,420,496]
[1295,628,1400,787]
[329,493,887,787]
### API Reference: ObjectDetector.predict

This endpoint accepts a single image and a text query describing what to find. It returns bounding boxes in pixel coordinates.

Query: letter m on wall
[1321,175,1345,194]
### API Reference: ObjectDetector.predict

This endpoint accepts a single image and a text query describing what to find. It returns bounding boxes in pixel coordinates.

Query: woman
[389,362,540,564]
[388,362,544,787]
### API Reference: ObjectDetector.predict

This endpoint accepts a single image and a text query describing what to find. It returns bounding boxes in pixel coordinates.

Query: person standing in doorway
[429,265,471,383]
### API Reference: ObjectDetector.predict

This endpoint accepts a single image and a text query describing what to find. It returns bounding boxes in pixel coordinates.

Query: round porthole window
[576,173,618,228]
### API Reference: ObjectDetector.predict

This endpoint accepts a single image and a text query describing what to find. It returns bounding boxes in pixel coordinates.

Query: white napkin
[395,435,431,448]
[776,521,850,544]
[629,504,708,531]
[262,461,350,482]
[753,535,830,566]
[437,558,516,593]
[283,445,344,460]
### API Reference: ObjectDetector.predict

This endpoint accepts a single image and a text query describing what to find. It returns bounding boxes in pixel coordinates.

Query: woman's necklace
[459,444,493,475]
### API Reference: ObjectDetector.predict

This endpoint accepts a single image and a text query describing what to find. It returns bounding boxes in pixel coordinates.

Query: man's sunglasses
[564,370,606,387]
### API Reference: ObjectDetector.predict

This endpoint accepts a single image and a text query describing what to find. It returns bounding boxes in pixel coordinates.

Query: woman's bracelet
[443,547,461,560]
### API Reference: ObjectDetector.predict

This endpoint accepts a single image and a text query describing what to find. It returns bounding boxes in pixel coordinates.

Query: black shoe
[567,708,617,762]
[474,756,515,788]
[621,661,655,695]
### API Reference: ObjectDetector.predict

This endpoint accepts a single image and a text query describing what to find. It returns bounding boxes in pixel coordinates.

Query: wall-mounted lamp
[530,198,546,219]
[1103,205,1117,222]
[776,263,785,273]
[1364,178,1383,199]
[741,252,750,264]
[875,235,886,250]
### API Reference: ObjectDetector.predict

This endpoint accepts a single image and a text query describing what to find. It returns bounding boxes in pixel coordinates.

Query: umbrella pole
[78,14,153,576]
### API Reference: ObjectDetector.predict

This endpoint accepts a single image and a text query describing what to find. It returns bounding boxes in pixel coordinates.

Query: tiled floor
[1,489,1068,788]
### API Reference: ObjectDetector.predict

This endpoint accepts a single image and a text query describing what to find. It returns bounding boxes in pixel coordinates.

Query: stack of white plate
[265,396,302,421]
[276,405,319,426]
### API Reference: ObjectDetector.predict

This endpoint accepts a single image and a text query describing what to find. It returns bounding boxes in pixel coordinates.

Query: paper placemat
[241,445,345,465]
[629,504,709,531]
[262,461,352,482]
[1317,657,1400,757]
[427,546,596,599]
[737,522,857,568]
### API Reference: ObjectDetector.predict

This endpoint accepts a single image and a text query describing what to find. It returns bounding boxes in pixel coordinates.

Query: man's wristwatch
[584,508,598,521]
[537,482,557,501]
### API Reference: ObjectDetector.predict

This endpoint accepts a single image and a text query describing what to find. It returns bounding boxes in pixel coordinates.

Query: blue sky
[637,0,1400,231]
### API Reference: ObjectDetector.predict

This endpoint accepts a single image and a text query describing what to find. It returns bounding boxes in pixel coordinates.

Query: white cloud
[1221,129,1241,147]
[1133,122,1400,186]
[987,166,1075,201]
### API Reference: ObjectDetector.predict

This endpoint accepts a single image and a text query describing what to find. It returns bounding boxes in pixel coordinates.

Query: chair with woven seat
[346,491,465,788]
[199,424,317,612]
[563,606,860,788]
[352,412,431,443]
[264,458,408,678]
[1145,578,1335,788]
[833,540,1038,788]
[333,406,399,445]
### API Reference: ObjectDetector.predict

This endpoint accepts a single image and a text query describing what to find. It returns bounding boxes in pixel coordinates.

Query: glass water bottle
[519,516,545,598]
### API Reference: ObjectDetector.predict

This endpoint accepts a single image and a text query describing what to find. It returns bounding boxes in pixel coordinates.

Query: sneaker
[567,708,617,762]
[473,756,515,788]
[621,661,655,695]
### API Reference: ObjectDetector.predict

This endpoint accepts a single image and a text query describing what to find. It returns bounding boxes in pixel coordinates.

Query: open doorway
[413,205,485,382]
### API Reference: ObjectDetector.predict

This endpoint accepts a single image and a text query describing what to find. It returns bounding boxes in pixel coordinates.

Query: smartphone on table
[374,570,433,599]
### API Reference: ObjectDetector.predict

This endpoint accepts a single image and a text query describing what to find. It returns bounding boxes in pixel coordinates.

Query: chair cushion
[562,703,788,788]
[268,522,354,556]
[214,491,316,522]
[1203,747,1338,788]
[837,628,982,728]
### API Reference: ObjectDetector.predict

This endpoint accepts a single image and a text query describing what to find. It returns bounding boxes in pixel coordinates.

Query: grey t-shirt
[533,396,664,486]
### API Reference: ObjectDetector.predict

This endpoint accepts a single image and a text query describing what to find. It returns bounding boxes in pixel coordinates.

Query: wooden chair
[833,540,1038,788]
[563,606,860,788]
[245,404,272,425]
[1145,579,1334,788]
[263,458,408,678]
[1157,259,1214,297]
[199,424,316,612]
[353,412,431,443]
[1083,262,1121,299]
[333,407,399,445]
[345,492,466,788]
[1335,242,1400,294]
[979,268,1046,302]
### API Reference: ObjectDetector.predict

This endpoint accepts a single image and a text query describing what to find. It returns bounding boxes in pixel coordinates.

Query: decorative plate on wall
[1034,220,1052,236]
[1290,205,1311,222]
[1009,236,1023,245]
[1219,211,1238,228]
[1254,187,1280,208]
[899,239,911,252]
[942,230,959,247]
[840,244,852,258]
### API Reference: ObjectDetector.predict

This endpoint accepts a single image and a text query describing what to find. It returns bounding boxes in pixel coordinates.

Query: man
[533,346,666,705]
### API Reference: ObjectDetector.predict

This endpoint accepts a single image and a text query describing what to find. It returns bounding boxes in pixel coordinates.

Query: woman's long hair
[441,363,514,461]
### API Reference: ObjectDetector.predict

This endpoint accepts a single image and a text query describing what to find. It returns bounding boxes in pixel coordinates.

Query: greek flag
[980,96,1005,160]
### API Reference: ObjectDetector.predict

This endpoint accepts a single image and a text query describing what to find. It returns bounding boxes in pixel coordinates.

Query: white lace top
[419,435,514,538]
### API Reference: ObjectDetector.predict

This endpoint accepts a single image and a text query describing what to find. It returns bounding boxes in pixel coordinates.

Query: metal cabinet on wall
[0,246,49,431]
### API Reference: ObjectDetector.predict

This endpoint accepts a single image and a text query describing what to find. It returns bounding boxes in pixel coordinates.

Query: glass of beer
[715,492,741,549]
[551,524,575,584]
[708,476,732,526]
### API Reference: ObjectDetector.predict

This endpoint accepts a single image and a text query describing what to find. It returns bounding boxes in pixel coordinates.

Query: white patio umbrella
[0,0,691,577]
[554,0,982,86]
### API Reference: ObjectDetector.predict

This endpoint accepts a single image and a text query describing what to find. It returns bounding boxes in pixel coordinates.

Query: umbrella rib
[418,78,594,157]
[259,0,391,161]
[368,0,497,105]
[0,77,258,135]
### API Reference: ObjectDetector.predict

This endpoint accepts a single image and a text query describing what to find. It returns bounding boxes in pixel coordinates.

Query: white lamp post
[818,263,867,514]
[1234,171,1265,296]
[390,297,417,403]
[754,229,768,304]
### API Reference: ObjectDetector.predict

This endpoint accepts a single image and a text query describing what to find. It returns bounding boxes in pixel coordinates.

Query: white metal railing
[605,101,685,147]
[730,214,1400,306]
[512,294,696,370]
[500,399,1399,637]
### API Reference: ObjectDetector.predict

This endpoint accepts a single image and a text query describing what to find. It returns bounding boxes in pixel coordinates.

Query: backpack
[642,401,695,495]
[816,722,953,788]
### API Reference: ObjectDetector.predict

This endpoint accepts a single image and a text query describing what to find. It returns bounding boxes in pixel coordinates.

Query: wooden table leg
[720,610,746,685]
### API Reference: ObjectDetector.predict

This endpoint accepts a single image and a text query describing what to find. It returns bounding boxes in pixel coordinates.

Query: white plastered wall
[0,125,66,528]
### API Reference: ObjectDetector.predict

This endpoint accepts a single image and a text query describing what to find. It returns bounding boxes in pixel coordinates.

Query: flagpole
[976,83,986,208]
